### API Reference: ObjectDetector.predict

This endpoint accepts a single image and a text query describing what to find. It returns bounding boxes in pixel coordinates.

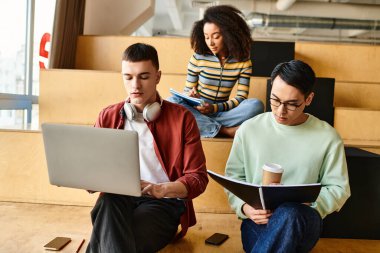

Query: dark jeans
[241,202,322,253]
[86,193,185,253]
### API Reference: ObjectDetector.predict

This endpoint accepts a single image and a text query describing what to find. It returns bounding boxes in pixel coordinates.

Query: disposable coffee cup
[262,163,283,185]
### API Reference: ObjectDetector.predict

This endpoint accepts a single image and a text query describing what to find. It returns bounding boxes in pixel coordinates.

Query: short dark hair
[122,43,159,70]
[190,5,252,60]
[270,60,316,97]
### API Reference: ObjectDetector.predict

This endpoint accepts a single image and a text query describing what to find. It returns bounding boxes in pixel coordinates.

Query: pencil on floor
[76,239,85,253]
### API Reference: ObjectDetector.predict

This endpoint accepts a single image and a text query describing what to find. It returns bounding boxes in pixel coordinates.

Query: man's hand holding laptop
[141,180,188,199]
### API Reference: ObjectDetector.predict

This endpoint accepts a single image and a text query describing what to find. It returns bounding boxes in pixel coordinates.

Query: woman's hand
[187,87,200,98]
[195,102,214,114]
[242,203,273,225]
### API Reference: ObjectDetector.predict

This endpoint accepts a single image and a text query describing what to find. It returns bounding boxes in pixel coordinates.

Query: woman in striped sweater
[168,5,264,138]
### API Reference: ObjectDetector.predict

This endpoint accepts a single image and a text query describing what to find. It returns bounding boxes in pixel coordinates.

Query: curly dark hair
[190,5,252,60]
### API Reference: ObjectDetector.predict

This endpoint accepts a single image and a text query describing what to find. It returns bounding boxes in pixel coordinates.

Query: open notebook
[208,170,321,210]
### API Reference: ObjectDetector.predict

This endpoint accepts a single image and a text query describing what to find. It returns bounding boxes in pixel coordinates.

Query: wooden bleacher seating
[1,36,380,252]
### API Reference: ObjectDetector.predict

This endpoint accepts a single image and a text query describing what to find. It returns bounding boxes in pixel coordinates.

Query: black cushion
[321,148,380,239]
[251,41,295,77]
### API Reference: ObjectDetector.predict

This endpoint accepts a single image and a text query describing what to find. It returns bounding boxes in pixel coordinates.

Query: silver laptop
[41,123,141,196]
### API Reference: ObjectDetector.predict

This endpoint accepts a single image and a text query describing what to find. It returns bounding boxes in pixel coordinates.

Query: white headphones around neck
[123,97,162,122]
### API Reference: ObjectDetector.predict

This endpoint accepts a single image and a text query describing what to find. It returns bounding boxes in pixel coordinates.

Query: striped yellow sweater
[185,53,252,112]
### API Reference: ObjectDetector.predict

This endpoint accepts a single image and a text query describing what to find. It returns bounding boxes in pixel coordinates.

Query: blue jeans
[241,203,322,253]
[167,96,264,138]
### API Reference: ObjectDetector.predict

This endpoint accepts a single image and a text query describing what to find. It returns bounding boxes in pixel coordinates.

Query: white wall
[84,0,154,35]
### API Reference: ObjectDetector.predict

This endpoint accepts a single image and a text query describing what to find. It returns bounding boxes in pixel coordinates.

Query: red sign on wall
[39,32,51,69]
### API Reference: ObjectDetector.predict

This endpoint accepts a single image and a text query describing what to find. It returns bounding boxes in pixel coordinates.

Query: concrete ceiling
[133,0,380,44]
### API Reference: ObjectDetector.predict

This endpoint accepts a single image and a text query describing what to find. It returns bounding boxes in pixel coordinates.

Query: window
[0,0,56,129]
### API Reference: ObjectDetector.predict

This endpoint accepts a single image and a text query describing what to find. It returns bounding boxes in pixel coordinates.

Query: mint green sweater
[225,112,351,219]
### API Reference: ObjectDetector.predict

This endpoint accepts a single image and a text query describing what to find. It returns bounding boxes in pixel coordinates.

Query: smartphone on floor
[205,233,229,245]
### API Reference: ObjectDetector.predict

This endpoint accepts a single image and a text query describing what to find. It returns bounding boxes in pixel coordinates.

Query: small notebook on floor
[44,237,71,251]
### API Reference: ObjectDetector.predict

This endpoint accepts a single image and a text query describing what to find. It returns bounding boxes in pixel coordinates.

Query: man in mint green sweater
[225,60,350,253]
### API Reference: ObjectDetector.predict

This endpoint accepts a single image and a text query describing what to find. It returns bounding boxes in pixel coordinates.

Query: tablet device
[169,88,205,106]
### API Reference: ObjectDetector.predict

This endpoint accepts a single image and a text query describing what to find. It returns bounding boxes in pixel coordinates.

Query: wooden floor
[0,202,92,253]
[1,202,379,253]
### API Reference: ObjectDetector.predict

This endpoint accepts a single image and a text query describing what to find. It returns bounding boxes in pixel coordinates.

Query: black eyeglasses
[270,98,304,111]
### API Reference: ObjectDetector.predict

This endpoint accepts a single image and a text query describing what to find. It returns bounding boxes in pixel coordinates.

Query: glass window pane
[0,106,38,130]
[33,0,56,96]
[31,103,39,129]
[0,0,27,95]
[0,109,26,128]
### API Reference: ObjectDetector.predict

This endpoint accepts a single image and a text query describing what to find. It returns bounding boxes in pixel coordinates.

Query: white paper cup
[262,163,283,185]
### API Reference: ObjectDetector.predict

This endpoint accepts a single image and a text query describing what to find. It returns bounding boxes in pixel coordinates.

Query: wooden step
[334,107,380,142]
[1,129,379,208]
[77,37,380,85]
[1,129,379,243]
[0,130,234,212]
[39,69,268,125]
[40,69,380,145]
[335,81,380,110]
[0,130,98,206]
[40,69,124,125]
[75,36,193,73]
[194,138,233,213]
[295,41,380,83]
[75,36,380,110]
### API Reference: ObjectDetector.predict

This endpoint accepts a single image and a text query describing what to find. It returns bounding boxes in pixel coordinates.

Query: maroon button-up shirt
[95,100,208,237]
